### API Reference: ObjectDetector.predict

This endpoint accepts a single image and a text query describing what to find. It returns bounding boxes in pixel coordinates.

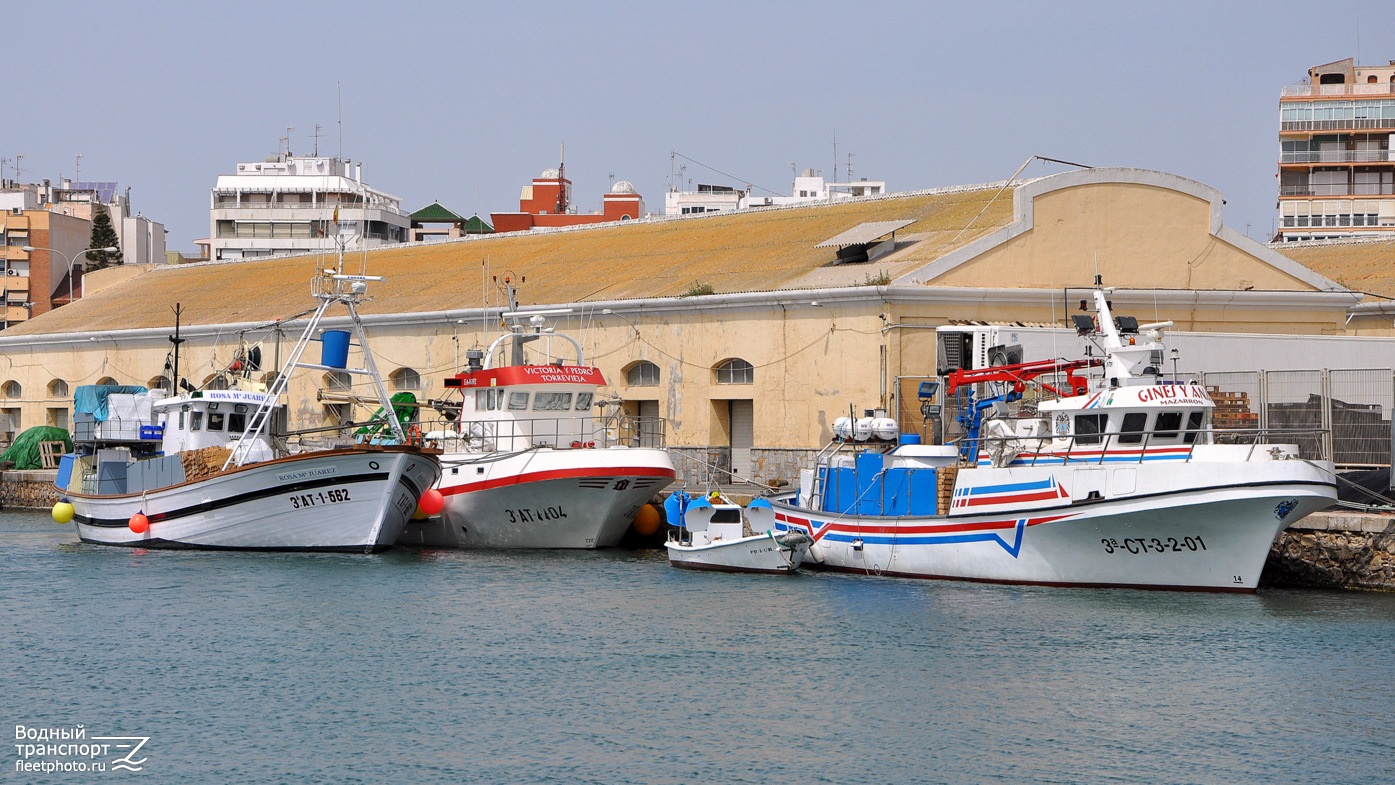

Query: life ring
[406,424,423,447]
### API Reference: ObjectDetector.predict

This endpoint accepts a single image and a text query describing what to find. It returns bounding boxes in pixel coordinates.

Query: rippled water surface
[4,510,1394,784]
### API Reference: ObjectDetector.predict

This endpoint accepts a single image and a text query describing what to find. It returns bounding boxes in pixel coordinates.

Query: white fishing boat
[664,492,812,574]
[53,264,442,552]
[397,278,676,549]
[769,279,1337,592]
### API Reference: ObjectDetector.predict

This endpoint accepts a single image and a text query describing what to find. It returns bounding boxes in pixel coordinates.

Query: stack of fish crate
[1207,387,1258,430]
[936,465,958,514]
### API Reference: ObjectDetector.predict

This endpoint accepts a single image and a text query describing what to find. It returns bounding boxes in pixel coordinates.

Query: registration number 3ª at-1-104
[290,488,352,509]
[505,506,567,524]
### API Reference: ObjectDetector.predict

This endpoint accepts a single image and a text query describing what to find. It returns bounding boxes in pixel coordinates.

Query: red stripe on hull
[439,465,675,496]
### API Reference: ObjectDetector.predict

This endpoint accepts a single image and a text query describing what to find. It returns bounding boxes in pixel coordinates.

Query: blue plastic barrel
[899,433,922,445]
[321,330,351,368]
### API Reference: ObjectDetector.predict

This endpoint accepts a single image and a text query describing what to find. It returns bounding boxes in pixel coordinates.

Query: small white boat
[398,278,675,549]
[665,493,812,574]
[54,262,442,552]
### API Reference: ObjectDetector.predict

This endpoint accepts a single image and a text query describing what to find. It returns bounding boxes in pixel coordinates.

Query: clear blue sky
[5,1,1393,251]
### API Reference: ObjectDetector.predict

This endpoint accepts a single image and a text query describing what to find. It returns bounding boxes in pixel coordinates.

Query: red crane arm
[945,358,1100,398]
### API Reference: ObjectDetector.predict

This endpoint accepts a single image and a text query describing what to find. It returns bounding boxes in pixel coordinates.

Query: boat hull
[666,532,811,574]
[773,461,1336,592]
[67,448,441,552]
[399,447,675,548]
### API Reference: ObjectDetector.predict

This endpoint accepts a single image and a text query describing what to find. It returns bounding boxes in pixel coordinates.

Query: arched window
[2,381,21,399]
[147,376,172,393]
[48,379,69,398]
[324,371,352,393]
[715,358,754,385]
[390,367,421,391]
[96,376,118,386]
[202,374,229,390]
[625,360,660,387]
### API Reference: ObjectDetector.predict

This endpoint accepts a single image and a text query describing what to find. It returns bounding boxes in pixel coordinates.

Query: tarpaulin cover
[0,426,74,470]
[73,385,147,422]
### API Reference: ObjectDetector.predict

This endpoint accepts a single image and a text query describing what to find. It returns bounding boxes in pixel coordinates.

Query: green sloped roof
[462,214,493,233]
[410,201,465,222]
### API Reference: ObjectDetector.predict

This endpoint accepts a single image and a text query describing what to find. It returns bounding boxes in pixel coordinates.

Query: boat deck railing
[967,424,1332,466]
[410,412,667,451]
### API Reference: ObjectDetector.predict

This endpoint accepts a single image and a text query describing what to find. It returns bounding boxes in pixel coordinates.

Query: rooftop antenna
[311,124,323,156]
[75,153,82,183]
[280,126,293,157]
[846,151,855,182]
[14,154,24,181]
[555,142,568,215]
[1,157,8,182]
[832,130,837,186]
[337,82,344,158]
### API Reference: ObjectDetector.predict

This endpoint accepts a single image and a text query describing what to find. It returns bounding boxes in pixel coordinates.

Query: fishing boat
[397,278,676,549]
[664,491,812,574]
[53,264,442,552]
[768,279,1337,592]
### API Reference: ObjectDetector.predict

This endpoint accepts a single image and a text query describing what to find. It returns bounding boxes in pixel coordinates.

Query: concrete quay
[1264,510,1395,591]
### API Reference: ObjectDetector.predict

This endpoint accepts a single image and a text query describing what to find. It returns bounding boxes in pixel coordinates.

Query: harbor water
[4,509,1394,784]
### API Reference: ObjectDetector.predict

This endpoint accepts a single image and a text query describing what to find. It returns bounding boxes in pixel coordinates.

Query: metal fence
[1201,369,1394,468]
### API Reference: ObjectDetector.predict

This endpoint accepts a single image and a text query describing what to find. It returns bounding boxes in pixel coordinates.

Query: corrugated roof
[1274,239,1395,298]
[6,186,1013,337]
[814,219,916,248]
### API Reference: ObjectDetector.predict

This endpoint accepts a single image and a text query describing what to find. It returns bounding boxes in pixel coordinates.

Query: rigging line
[950,154,1093,247]
[669,150,782,197]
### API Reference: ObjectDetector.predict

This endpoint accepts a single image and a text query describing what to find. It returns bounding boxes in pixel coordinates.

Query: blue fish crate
[139,425,165,440]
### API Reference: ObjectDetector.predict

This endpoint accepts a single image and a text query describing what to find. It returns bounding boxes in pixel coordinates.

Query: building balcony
[1280,150,1395,164]
[1282,82,1395,97]
[1281,119,1395,132]
[1279,186,1395,197]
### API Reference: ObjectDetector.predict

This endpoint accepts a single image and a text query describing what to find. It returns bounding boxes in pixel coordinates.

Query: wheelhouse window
[190,411,204,431]
[208,412,226,432]
[507,392,530,410]
[475,388,504,411]
[1074,414,1108,445]
[534,392,573,411]
[626,361,660,387]
[1118,412,1148,444]
[228,404,248,434]
[1183,411,1206,444]
[575,392,594,410]
[1155,411,1183,440]
[715,358,754,385]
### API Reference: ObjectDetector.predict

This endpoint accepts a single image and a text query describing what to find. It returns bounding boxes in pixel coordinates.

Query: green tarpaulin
[0,426,74,470]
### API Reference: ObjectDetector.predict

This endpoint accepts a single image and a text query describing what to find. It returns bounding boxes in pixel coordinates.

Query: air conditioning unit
[10,207,22,216]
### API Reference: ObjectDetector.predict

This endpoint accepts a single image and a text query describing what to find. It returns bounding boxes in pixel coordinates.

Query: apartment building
[209,154,409,261]
[1277,57,1395,241]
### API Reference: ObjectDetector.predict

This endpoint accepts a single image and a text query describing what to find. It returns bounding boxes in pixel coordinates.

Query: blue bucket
[321,330,351,369]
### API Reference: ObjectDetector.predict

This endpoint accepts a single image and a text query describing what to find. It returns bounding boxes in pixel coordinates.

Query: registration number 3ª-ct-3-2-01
[290,488,352,509]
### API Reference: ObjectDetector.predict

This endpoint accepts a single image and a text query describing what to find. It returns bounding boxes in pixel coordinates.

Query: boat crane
[944,358,1100,462]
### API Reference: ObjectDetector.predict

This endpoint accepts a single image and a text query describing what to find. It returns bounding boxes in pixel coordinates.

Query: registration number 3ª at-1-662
[290,488,352,509]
